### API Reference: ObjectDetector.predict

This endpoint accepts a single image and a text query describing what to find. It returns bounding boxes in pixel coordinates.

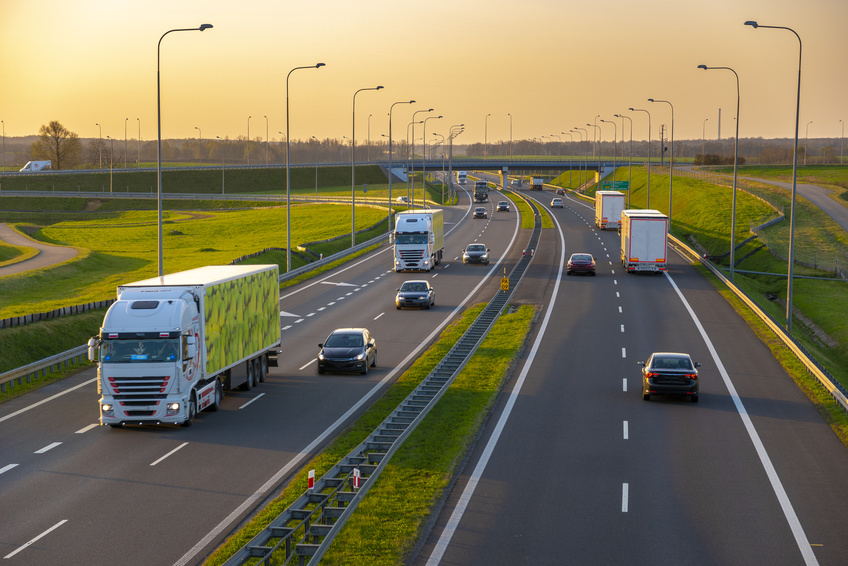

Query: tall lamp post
[311,135,319,197]
[106,135,114,193]
[648,98,674,224]
[286,63,325,272]
[573,127,588,190]
[264,115,269,166]
[614,114,634,208]
[629,107,651,208]
[216,135,225,194]
[586,123,601,187]
[699,64,741,282]
[410,108,433,208]
[194,126,202,167]
[246,116,251,166]
[388,100,415,230]
[433,133,446,202]
[157,23,212,277]
[352,85,384,247]
[95,122,102,169]
[600,119,616,182]
[136,118,140,169]
[124,118,128,168]
[702,118,709,157]
[745,19,803,333]
[561,131,573,189]
[484,113,492,160]
[422,115,443,205]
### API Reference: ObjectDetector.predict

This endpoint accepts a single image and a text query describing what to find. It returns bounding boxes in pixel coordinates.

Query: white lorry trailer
[595,190,626,230]
[88,265,282,427]
[393,209,444,272]
[531,176,544,190]
[19,160,52,172]
[620,209,668,273]
[457,171,467,185]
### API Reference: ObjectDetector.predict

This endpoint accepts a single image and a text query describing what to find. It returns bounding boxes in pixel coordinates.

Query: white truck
[88,265,282,427]
[595,190,626,230]
[393,209,444,272]
[531,176,544,190]
[620,209,668,273]
[457,171,467,185]
[19,160,52,172]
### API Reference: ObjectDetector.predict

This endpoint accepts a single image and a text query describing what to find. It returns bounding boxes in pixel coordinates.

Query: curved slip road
[0,223,78,277]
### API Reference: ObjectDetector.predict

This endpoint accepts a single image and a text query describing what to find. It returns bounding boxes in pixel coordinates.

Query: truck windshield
[101,338,180,363]
[395,234,427,245]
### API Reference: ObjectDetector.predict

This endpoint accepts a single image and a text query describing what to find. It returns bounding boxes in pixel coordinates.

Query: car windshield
[652,356,692,370]
[553,199,562,203]
[571,254,592,262]
[395,233,427,244]
[467,244,485,252]
[102,338,180,363]
[475,208,485,212]
[325,333,364,348]
[400,282,427,292]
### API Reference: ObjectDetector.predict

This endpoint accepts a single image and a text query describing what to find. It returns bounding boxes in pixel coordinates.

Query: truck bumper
[99,395,187,426]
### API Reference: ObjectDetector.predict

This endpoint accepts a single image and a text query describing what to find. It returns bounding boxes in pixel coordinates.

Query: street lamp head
[409,99,415,103]
[697,64,708,70]
[376,85,384,90]
[744,20,758,28]
[315,63,325,68]
[199,23,213,31]
[628,108,635,111]
[647,98,655,102]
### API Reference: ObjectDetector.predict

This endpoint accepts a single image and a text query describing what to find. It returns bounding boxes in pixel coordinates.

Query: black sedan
[396,280,435,309]
[566,253,596,275]
[462,243,490,265]
[317,328,377,375]
[473,207,488,219]
[497,201,510,212]
[639,352,701,402]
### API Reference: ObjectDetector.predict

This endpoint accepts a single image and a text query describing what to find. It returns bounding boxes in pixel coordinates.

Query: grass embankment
[504,190,553,229]
[709,164,848,196]
[205,303,534,566]
[0,242,38,267]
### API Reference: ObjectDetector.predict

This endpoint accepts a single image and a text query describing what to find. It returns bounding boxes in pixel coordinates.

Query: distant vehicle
[19,160,52,172]
[474,180,489,202]
[555,188,565,195]
[318,328,377,375]
[550,198,564,208]
[473,207,488,219]
[531,176,544,190]
[462,243,490,265]
[639,352,701,402]
[621,209,668,273]
[566,253,596,276]
[396,196,409,204]
[395,280,435,310]
[496,201,510,212]
[595,190,626,230]
[457,171,467,185]
[394,209,444,272]
[510,179,521,188]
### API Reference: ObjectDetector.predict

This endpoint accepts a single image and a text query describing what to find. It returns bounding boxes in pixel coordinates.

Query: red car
[566,253,596,276]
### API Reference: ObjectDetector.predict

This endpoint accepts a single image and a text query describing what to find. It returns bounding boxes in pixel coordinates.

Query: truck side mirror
[185,335,197,360]
[87,337,99,362]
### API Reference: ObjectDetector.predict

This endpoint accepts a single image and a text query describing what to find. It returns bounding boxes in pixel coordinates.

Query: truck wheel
[182,394,197,427]
[259,356,267,383]
[242,362,254,391]
[209,381,222,412]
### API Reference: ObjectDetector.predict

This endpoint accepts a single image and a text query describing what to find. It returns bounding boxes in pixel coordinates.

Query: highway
[0,186,523,565]
[414,188,848,566]
[4,180,848,566]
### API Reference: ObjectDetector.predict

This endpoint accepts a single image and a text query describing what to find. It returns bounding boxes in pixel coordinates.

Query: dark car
[497,201,510,212]
[317,328,377,375]
[396,280,435,309]
[566,253,596,275]
[462,243,490,264]
[473,207,487,219]
[556,188,565,195]
[639,352,701,402]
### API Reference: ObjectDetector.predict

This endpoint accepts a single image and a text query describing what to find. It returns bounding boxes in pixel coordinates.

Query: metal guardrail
[222,196,542,566]
[0,345,89,393]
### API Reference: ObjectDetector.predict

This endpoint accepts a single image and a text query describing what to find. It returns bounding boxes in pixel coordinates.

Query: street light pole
[367,114,372,162]
[216,135,225,194]
[484,113,492,160]
[312,135,319,197]
[410,108,433,209]
[286,63,325,272]
[422,115,443,205]
[264,115,268,166]
[157,23,212,277]
[586,123,601,188]
[600,119,616,183]
[124,118,128,168]
[573,127,588,190]
[194,126,202,167]
[702,118,709,157]
[745,20,803,333]
[352,86,384,247]
[649,98,674,225]
[107,135,114,193]
[388,100,415,230]
[562,131,573,189]
[629,107,651,208]
[614,114,634,208]
[699,64,741,282]
[96,122,102,169]
[136,118,140,169]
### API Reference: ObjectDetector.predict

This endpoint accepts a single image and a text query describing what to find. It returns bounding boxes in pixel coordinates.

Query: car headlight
[356,353,365,361]
[318,353,325,361]
[418,296,426,300]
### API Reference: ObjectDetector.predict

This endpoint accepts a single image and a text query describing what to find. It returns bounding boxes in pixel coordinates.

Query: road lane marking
[623,378,627,392]
[75,424,99,434]
[622,483,629,512]
[34,442,62,454]
[623,421,629,440]
[618,306,622,313]
[306,313,315,317]
[0,464,19,475]
[621,324,625,332]
[621,347,626,358]
[280,311,300,317]
[317,307,326,311]
[4,520,68,559]
[239,393,266,410]
[150,442,189,467]
[282,325,292,331]
[299,359,317,371]
[664,271,819,566]
[374,313,385,320]
[0,377,97,424]
[295,319,304,323]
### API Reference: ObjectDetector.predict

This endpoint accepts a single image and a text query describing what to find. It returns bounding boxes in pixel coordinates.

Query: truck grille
[399,249,424,260]
[108,376,170,398]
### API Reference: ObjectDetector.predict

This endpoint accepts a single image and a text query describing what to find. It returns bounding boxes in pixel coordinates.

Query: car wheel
[317,365,325,375]
[425,300,431,310]
[361,361,369,375]
[590,271,596,276]
[691,394,699,403]
[396,305,401,310]
[642,392,650,401]
[241,361,254,391]
[566,271,572,276]
[371,352,377,368]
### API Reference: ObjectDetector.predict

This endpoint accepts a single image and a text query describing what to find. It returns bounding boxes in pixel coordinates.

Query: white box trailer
[88,265,282,427]
[394,209,444,271]
[620,209,668,273]
[595,190,626,230]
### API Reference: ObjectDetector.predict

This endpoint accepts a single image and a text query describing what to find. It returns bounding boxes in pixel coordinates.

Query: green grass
[0,242,38,266]
[709,164,848,192]
[0,204,388,318]
[505,190,553,229]
[203,303,489,565]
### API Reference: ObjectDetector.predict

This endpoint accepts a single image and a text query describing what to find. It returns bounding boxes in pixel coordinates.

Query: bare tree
[31,120,82,170]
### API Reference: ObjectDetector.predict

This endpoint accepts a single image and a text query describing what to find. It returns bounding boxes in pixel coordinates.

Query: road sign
[500,277,509,291]
[603,181,630,190]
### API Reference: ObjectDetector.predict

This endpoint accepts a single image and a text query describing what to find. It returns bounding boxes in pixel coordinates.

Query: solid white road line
[4,520,68,559]
[150,442,189,467]
[664,271,819,565]
[239,393,266,409]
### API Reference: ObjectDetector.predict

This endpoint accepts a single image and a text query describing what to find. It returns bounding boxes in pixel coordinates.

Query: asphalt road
[0,188,527,565]
[413,188,848,566]
[0,223,78,277]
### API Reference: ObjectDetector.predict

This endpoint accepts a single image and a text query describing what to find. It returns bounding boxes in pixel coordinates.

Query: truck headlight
[424,260,430,266]
[166,402,181,416]
[101,404,114,416]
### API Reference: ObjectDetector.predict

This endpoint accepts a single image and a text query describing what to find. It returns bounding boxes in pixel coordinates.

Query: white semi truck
[457,171,467,185]
[393,209,444,272]
[595,190,626,230]
[88,265,282,427]
[620,209,668,273]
